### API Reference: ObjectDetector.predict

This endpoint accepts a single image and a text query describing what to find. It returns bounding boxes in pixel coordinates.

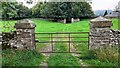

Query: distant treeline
[1,2,95,20]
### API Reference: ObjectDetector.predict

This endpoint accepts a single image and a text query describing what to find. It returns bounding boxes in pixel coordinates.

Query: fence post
[14,19,36,50]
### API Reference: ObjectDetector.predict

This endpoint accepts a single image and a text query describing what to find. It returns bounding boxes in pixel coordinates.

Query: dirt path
[39,34,89,67]
[39,34,60,67]
[63,34,89,66]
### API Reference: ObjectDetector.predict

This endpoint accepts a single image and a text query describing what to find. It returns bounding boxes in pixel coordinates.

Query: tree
[15,4,32,19]
[40,2,94,18]
[0,2,2,19]
[35,2,94,22]
[1,2,18,19]
[32,3,42,18]
[1,2,32,20]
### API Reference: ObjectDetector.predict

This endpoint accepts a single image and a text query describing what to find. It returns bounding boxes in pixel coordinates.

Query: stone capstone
[14,19,36,29]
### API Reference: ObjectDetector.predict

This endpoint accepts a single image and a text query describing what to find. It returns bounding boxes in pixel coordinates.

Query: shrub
[91,46,119,65]
[2,49,44,66]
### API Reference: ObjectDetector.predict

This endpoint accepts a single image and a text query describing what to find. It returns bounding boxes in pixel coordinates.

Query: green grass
[0,20,16,32]
[53,43,68,52]
[111,18,120,30]
[48,53,80,68]
[0,18,119,32]
[1,18,119,66]
[73,43,88,53]
[32,19,89,32]
[78,47,119,66]
[2,49,44,66]
[48,43,80,67]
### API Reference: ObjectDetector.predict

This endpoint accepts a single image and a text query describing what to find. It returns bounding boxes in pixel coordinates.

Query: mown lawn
[32,19,89,32]
[0,18,119,32]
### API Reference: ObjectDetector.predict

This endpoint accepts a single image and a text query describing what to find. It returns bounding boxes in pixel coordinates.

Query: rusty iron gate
[35,32,89,53]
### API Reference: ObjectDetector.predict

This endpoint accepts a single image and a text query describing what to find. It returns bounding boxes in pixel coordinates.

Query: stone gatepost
[89,16,112,49]
[14,19,36,50]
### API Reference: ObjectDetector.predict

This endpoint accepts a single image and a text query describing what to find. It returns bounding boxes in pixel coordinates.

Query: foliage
[1,2,17,19]
[32,2,94,18]
[32,3,43,18]
[2,49,44,66]
[1,2,32,20]
[92,46,119,63]
[78,46,119,66]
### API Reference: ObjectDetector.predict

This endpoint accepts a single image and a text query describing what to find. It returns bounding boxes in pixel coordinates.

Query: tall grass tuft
[91,46,119,66]
[2,49,44,66]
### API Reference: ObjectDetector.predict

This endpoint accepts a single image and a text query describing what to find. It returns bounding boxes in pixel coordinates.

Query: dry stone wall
[89,16,120,49]
[2,32,16,49]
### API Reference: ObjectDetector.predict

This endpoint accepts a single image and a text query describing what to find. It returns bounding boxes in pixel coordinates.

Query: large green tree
[33,2,94,19]
[1,2,32,20]
[32,3,42,18]
[1,2,18,19]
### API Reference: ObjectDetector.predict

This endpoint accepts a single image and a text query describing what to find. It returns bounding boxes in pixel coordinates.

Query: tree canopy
[32,2,94,18]
[1,2,32,20]
[1,2,94,20]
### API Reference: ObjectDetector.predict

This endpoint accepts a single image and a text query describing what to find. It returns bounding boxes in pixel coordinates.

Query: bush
[79,46,119,66]
[2,49,44,66]
[91,46,119,65]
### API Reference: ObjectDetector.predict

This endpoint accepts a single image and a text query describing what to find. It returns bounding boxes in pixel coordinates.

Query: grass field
[32,18,119,32]
[32,19,89,32]
[1,18,119,67]
[0,18,119,32]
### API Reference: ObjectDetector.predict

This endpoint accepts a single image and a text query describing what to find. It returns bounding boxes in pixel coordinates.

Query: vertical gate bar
[88,33,89,49]
[51,34,54,52]
[69,33,70,52]
[50,34,52,52]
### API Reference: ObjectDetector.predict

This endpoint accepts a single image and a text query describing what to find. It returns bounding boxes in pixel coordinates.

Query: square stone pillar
[89,16,112,49]
[14,19,36,50]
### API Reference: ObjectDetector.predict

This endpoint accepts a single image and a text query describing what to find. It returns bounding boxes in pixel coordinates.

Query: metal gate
[35,32,89,53]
